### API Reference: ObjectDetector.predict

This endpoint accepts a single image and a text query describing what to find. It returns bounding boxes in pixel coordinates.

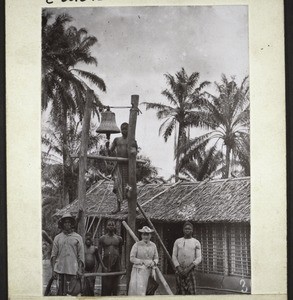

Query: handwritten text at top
[46,0,102,4]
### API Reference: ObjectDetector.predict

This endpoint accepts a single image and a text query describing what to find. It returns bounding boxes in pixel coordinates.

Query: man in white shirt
[172,221,202,295]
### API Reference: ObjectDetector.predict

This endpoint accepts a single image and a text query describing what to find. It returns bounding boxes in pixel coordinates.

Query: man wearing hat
[172,221,202,295]
[51,213,85,296]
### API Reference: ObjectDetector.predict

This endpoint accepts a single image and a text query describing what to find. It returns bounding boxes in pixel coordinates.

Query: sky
[44,5,249,179]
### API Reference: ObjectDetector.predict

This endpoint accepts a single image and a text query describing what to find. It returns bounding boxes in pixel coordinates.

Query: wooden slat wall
[89,219,250,279]
[195,223,251,278]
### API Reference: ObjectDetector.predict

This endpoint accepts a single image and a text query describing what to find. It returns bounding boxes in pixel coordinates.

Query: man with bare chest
[110,123,129,159]
[83,232,106,296]
[98,220,123,296]
[109,122,138,213]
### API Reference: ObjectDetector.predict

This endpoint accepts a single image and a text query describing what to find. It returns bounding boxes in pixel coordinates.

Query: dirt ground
[43,260,231,296]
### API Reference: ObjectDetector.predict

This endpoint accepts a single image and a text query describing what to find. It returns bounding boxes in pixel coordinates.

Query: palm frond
[162,118,176,142]
[161,89,178,106]
[142,102,174,112]
[72,69,106,92]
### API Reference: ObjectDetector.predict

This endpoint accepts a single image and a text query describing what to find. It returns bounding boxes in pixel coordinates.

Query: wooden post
[126,95,139,289]
[136,202,176,272]
[122,221,173,295]
[122,221,139,242]
[77,89,93,239]
[223,225,229,275]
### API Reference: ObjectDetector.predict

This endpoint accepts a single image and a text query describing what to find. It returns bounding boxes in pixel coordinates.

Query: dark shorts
[57,274,81,296]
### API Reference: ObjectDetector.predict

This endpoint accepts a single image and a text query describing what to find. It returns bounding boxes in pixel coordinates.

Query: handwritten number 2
[240,279,248,293]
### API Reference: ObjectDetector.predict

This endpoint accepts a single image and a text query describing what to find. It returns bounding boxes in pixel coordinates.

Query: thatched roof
[54,177,250,223]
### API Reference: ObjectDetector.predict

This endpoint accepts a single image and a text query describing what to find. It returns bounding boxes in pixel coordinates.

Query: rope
[101,104,142,114]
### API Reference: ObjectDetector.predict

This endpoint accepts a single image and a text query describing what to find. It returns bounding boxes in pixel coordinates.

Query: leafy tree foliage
[179,74,250,178]
[143,68,210,180]
[42,116,105,203]
[136,155,158,183]
[42,11,106,204]
[179,142,224,181]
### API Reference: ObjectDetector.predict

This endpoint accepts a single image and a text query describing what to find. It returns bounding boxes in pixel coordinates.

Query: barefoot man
[98,219,123,296]
[109,122,138,213]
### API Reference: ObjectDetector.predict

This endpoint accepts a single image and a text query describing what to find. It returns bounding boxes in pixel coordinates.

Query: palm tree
[42,11,106,204]
[42,116,104,204]
[143,68,210,180]
[178,142,223,181]
[180,74,250,178]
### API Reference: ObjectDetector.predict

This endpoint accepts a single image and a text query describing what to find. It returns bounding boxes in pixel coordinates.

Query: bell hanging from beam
[96,107,120,143]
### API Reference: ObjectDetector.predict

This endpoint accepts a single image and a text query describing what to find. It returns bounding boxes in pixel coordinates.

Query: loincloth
[103,254,121,272]
[112,163,128,202]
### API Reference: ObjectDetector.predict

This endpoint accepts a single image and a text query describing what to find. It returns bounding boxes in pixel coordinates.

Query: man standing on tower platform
[109,122,138,213]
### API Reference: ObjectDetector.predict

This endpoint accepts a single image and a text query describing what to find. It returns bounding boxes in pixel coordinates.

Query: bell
[96,109,120,140]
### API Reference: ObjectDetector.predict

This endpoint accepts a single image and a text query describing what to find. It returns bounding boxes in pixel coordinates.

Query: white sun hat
[138,226,154,233]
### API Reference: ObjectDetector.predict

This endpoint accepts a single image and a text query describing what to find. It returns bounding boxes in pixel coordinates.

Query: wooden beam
[70,154,146,164]
[93,217,102,239]
[155,268,174,295]
[42,230,53,245]
[87,216,96,233]
[122,221,138,242]
[84,271,126,277]
[126,95,139,289]
[77,89,93,239]
[85,216,89,230]
[122,220,173,295]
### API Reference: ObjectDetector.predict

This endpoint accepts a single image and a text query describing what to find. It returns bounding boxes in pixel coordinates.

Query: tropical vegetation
[42,11,106,205]
[143,68,210,180]
[41,10,250,235]
[180,74,250,178]
[144,71,250,180]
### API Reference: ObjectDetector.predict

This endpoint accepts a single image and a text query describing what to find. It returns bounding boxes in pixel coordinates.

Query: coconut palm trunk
[61,106,70,207]
[175,123,185,181]
[142,68,211,182]
[225,145,231,178]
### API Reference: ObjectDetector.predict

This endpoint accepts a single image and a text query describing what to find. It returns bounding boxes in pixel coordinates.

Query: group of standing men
[50,213,202,296]
[51,214,123,296]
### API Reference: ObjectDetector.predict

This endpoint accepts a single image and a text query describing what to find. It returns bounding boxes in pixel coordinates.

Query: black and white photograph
[41,5,250,296]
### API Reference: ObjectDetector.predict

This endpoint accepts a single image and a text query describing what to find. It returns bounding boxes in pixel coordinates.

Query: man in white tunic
[172,221,202,295]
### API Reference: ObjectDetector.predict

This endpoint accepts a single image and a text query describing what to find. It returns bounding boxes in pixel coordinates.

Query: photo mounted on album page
[6,0,286,299]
